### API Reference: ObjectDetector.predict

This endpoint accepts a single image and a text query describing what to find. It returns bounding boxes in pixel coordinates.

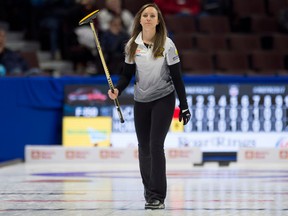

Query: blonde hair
[126,3,167,62]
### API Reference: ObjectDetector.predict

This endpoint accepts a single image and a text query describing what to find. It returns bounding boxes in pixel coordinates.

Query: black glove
[179,108,191,125]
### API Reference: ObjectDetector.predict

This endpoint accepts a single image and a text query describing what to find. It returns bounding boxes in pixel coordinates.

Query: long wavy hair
[126,3,167,62]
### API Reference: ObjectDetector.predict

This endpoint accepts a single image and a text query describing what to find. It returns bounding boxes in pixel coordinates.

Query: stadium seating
[180,50,214,75]
[164,0,288,76]
[1,0,288,76]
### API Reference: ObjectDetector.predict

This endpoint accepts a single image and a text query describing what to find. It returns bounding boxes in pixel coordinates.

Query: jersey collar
[135,32,145,46]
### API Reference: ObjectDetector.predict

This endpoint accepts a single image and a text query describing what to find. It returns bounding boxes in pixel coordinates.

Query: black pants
[134,92,175,203]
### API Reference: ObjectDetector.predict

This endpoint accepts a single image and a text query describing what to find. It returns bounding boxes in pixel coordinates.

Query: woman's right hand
[108,88,119,100]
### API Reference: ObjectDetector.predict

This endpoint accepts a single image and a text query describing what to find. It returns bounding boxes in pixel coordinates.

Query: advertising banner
[62,116,112,147]
[63,84,288,152]
[111,132,288,152]
[238,148,288,163]
[25,146,202,163]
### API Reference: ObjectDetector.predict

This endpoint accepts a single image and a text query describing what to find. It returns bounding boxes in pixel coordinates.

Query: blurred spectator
[63,0,99,74]
[100,16,130,74]
[279,8,288,33]
[0,27,30,76]
[154,0,201,16]
[200,0,232,16]
[97,0,134,34]
[37,0,75,60]
[0,0,29,31]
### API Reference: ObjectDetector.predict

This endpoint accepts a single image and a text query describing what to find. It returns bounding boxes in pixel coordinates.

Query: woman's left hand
[179,108,191,125]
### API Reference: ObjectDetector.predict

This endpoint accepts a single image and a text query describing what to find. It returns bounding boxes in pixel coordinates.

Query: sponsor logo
[279,150,288,159]
[168,149,191,158]
[276,138,288,148]
[135,48,146,54]
[31,150,55,160]
[68,88,107,103]
[245,151,269,160]
[172,56,179,61]
[65,150,89,159]
[99,150,123,159]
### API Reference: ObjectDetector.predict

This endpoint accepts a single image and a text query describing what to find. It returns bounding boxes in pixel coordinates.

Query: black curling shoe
[145,199,165,210]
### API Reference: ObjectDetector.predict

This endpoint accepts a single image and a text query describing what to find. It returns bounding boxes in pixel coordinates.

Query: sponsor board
[238,148,288,163]
[25,146,202,164]
[166,148,202,163]
[62,117,112,147]
[111,132,288,152]
[25,146,97,163]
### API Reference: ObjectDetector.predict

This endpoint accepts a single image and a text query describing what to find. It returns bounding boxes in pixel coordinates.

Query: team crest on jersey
[173,47,179,61]
[175,48,178,56]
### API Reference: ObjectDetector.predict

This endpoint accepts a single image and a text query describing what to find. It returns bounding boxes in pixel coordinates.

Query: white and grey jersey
[125,32,180,103]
